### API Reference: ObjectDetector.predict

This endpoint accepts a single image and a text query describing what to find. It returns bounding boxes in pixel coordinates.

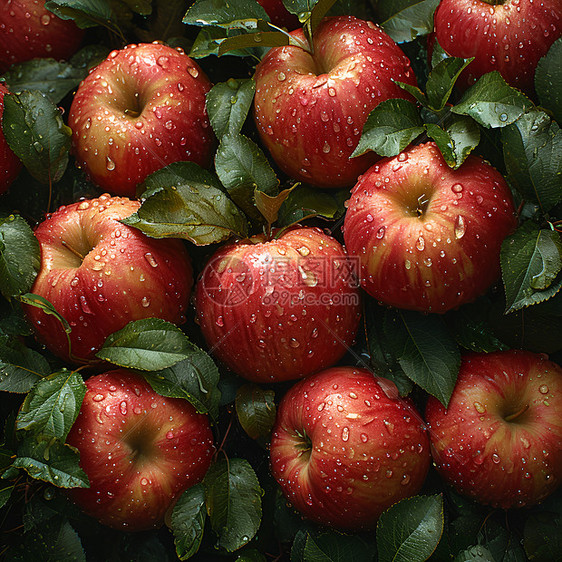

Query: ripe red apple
[25,194,193,364]
[425,350,562,509]
[433,0,562,95]
[68,42,215,198]
[66,369,215,531]
[0,0,84,73]
[194,226,361,383]
[270,366,431,529]
[342,142,517,313]
[253,15,417,188]
[257,0,299,29]
[0,83,22,194]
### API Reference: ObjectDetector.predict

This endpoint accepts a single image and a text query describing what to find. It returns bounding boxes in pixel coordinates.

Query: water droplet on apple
[473,401,486,414]
[93,394,104,402]
[539,384,549,394]
[119,401,127,415]
[454,215,466,239]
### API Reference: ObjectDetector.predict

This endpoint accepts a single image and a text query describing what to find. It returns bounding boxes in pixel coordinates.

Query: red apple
[257,0,299,29]
[425,350,562,509]
[68,42,215,198]
[342,142,517,313]
[66,369,215,531]
[194,226,361,383]
[433,0,562,95]
[270,366,431,529]
[253,15,418,188]
[0,83,22,194]
[0,0,84,73]
[25,194,193,364]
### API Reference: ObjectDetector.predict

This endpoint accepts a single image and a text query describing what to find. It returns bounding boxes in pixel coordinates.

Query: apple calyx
[503,403,529,423]
[61,239,87,263]
[293,429,312,457]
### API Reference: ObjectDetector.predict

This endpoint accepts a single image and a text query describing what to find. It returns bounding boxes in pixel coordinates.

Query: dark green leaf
[454,545,495,562]
[501,109,562,212]
[501,223,562,313]
[353,98,423,158]
[183,0,270,28]
[206,78,256,140]
[204,457,262,552]
[16,370,86,441]
[218,31,296,56]
[135,0,188,42]
[381,0,440,44]
[376,495,443,562]
[96,318,199,371]
[283,0,319,18]
[0,481,14,508]
[0,338,49,393]
[143,350,221,421]
[452,71,533,128]
[189,26,265,59]
[383,309,461,406]
[122,161,248,245]
[17,293,71,339]
[236,548,267,562]
[0,214,40,299]
[425,56,474,112]
[301,531,375,562]
[524,512,562,561]
[12,438,89,488]
[169,484,207,561]
[394,80,428,106]
[235,384,276,442]
[2,90,71,184]
[45,0,120,33]
[535,36,562,123]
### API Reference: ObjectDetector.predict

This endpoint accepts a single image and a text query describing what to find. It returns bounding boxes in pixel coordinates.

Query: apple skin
[253,15,417,188]
[433,0,562,95]
[194,227,361,383]
[257,0,299,29]
[270,366,431,530]
[0,0,84,73]
[68,42,215,198]
[66,369,215,531]
[25,194,193,364]
[342,142,517,313]
[425,350,562,509]
[0,83,22,194]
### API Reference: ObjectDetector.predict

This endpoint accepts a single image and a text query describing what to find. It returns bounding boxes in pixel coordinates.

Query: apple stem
[504,404,529,422]
[61,240,85,261]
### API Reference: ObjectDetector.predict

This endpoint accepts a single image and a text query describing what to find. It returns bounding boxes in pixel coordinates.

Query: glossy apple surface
[434,0,562,94]
[195,226,361,383]
[253,15,417,188]
[68,42,215,198]
[0,0,84,73]
[0,83,22,194]
[25,194,193,364]
[343,142,517,313]
[270,366,431,529]
[66,369,215,530]
[425,350,562,509]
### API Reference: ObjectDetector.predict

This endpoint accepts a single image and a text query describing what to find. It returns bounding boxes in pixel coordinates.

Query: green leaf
[235,384,276,442]
[96,318,199,371]
[215,133,279,220]
[452,71,533,128]
[277,185,348,226]
[11,438,89,488]
[0,338,50,393]
[189,26,266,59]
[383,309,461,406]
[501,109,562,212]
[254,186,294,226]
[17,293,72,342]
[0,214,40,299]
[169,484,207,561]
[535,36,562,124]
[501,223,562,313]
[381,0,440,44]
[300,531,375,562]
[16,370,86,441]
[523,512,562,561]
[122,161,248,245]
[45,0,120,33]
[353,98,423,158]
[206,79,256,140]
[454,545,495,562]
[218,31,296,56]
[204,457,262,552]
[2,90,71,185]
[183,0,270,29]
[425,56,474,112]
[143,350,221,421]
[376,495,444,562]
[0,481,14,508]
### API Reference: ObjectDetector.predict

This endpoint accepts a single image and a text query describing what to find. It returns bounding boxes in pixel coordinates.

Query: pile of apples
[1,0,561,560]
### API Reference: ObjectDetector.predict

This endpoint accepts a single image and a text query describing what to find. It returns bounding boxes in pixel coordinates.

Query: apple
[342,142,517,313]
[425,350,562,509]
[0,83,22,194]
[0,0,84,73]
[24,193,193,364]
[253,15,418,189]
[194,226,361,383]
[68,42,215,198]
[66,369,215,531]
[257,0,300,29]
[433,0,562,95]
[270,366,431,529]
